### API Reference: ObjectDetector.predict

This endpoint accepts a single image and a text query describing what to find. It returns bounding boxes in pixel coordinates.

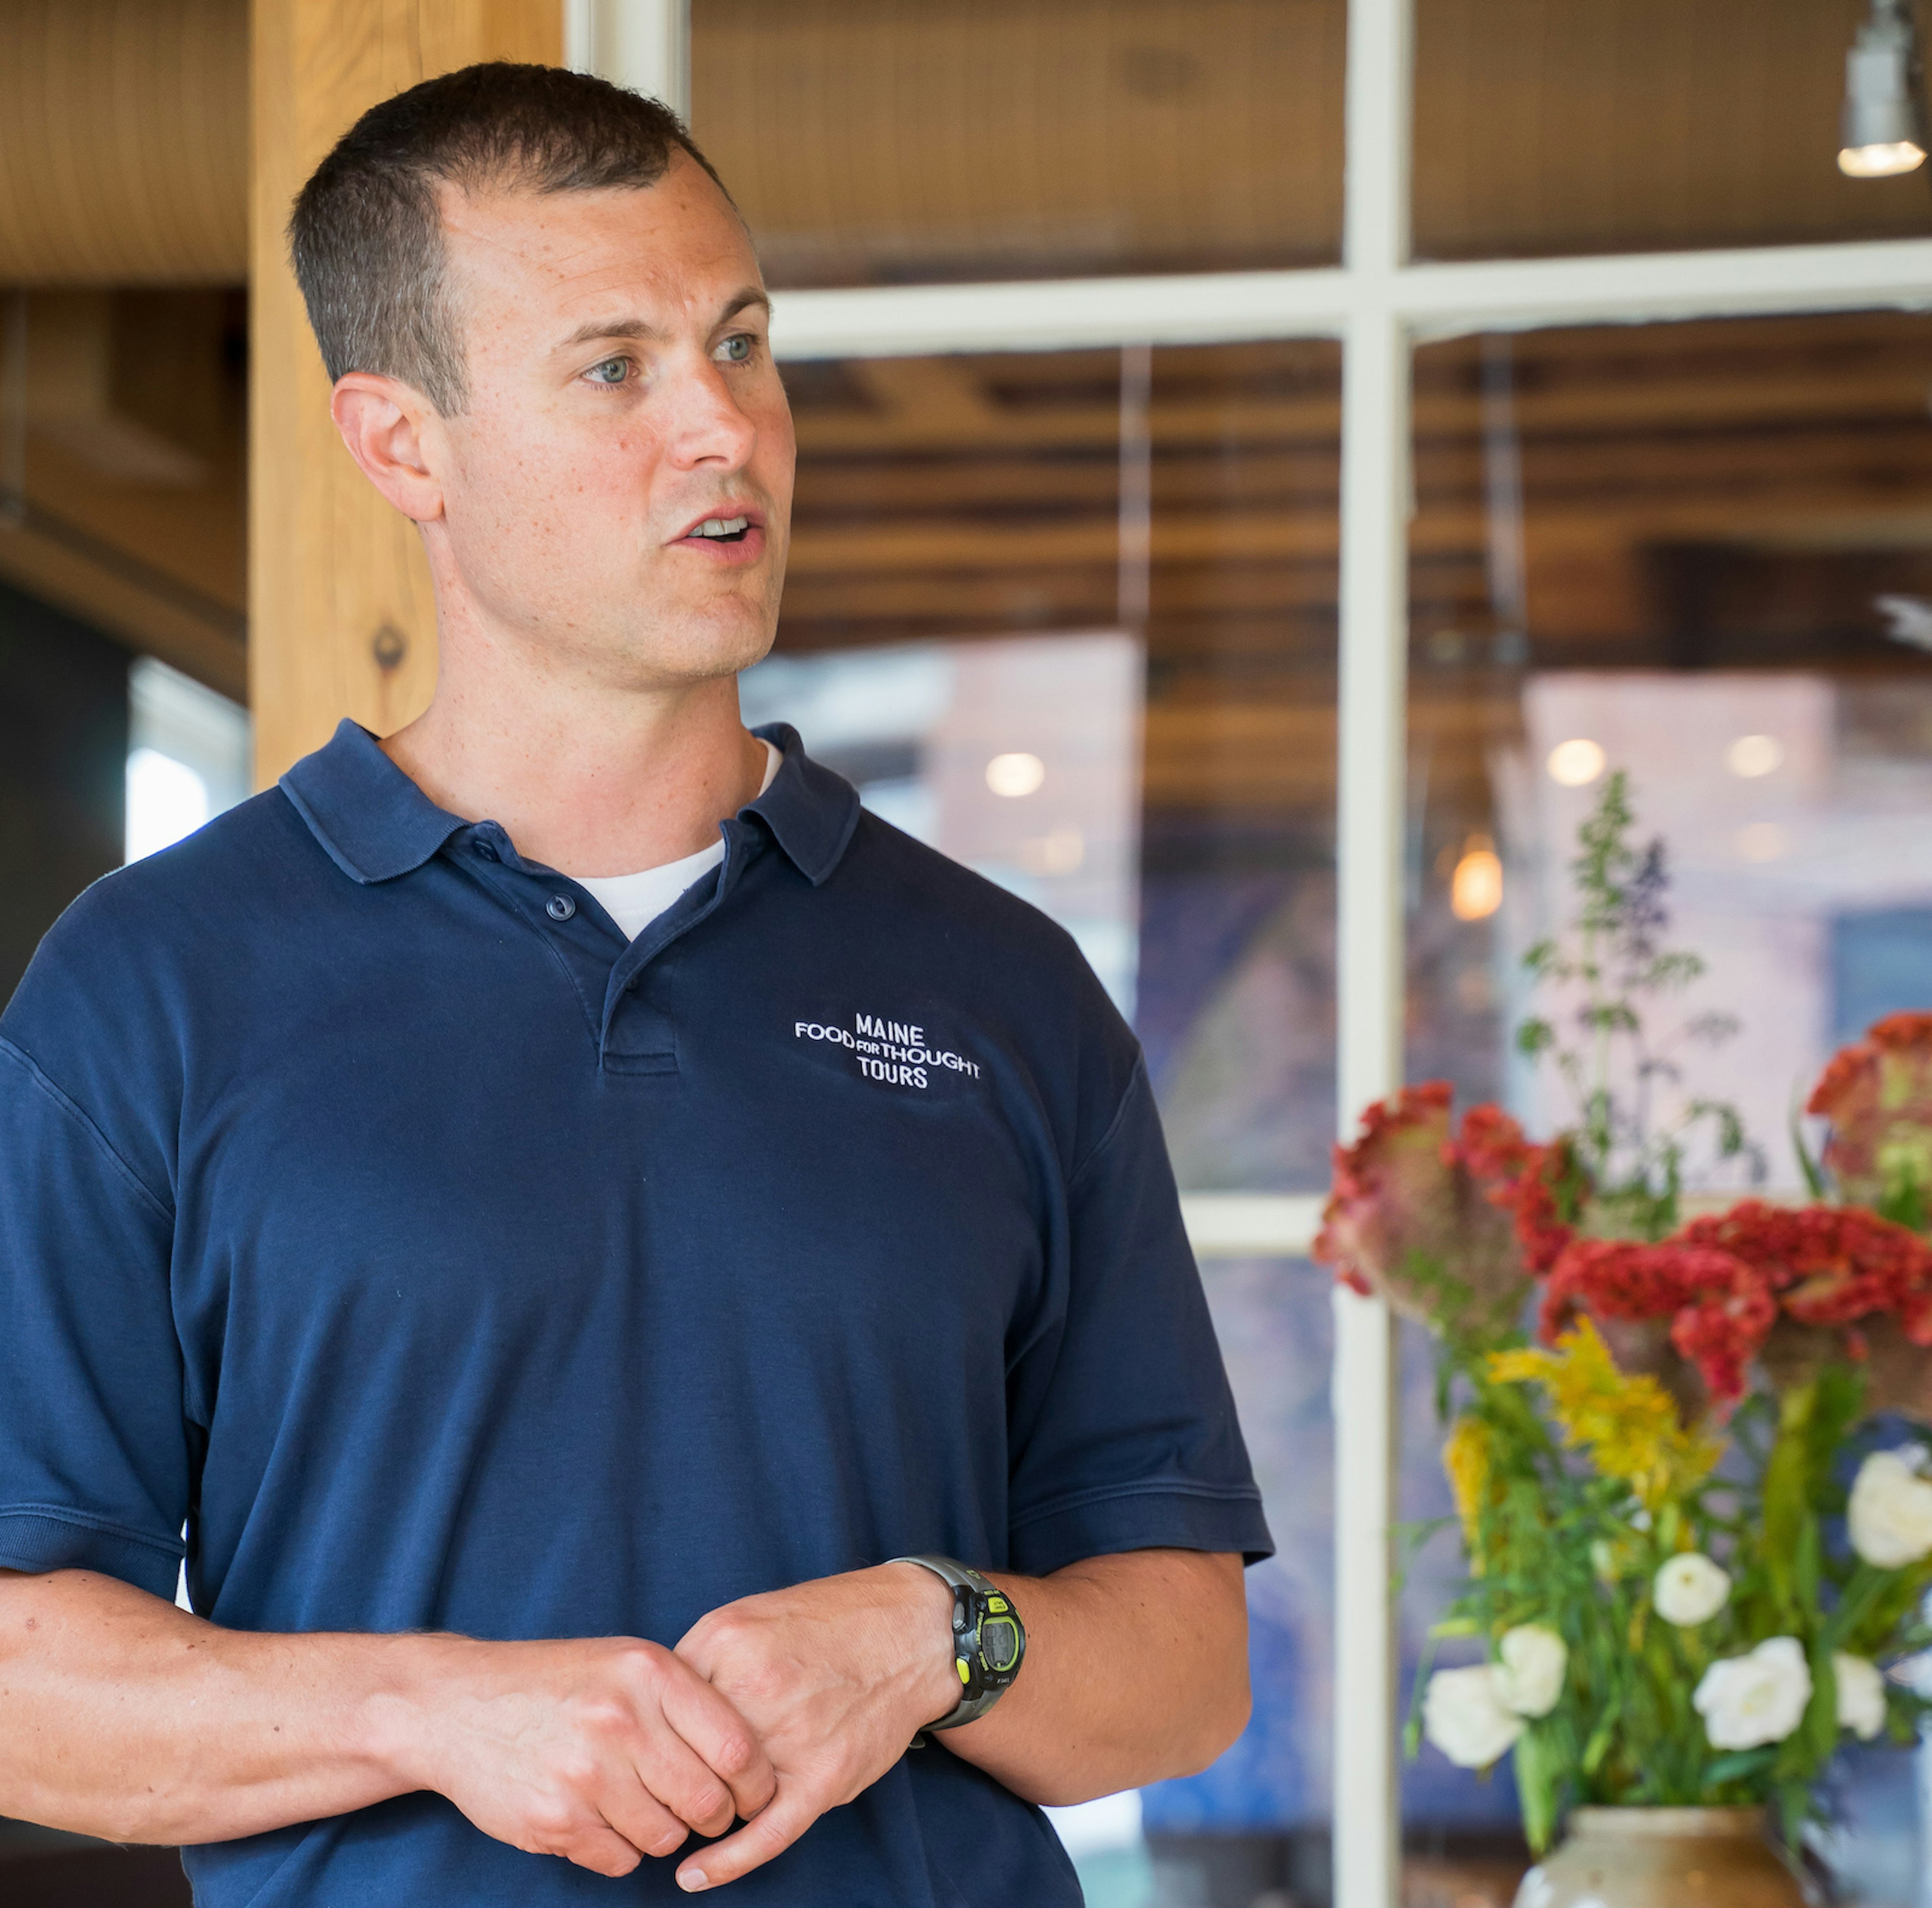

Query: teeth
[692,516,750,538]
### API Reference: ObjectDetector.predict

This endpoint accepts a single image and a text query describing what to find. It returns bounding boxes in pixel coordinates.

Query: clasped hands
[404,1561,962,1893]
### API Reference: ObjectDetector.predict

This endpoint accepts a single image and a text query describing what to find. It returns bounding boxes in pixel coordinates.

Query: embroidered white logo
[793,1012,982,1090]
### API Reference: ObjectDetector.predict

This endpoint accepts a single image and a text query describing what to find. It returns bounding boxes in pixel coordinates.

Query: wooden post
[250,0,560,786]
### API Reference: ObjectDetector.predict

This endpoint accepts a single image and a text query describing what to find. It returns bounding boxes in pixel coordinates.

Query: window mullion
[1335,0,1414,1901]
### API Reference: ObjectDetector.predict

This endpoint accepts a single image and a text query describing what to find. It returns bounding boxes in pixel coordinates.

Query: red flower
[1540,1236,1774,1404]
[1460,1106,1579,1275]
[1682,1200,1932,1346]
[1807,1012,1932,1213]
[1672,1277,1781,1408]
[1316,1084,1530,1337]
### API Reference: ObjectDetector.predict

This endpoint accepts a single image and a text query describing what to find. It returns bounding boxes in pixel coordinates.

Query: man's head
[291,64,792,690]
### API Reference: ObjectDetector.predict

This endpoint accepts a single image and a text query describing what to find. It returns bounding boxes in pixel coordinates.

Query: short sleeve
[1004,1057,1274,1576]
[0,1037,189,1598]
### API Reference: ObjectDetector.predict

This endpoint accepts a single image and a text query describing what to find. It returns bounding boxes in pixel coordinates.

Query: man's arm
[0,1566,775,1877]
[670,1547,1248,1893]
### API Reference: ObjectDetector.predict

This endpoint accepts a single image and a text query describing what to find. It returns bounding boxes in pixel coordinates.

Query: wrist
[358,1631,464,1795]
[882,1560,965,1728]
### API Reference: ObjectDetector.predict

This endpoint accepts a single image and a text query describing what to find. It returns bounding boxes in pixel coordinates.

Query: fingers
[674,1778,820,1893]
[656,1663,778,1824]
[588,1768,695,1865]
[633,1722,738,1842]
[559,1822,650,1879]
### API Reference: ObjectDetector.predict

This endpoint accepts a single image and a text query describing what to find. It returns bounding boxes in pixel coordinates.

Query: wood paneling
[0,0,248,284]
[776,314,1932,835]
[692,0,1932,289]
[249,0,560,786]
[1413,0,1932,261]
[692,0,1346,286]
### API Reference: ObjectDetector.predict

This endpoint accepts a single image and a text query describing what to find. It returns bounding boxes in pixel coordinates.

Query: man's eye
[714,335,754,365]
[584,358,630,385]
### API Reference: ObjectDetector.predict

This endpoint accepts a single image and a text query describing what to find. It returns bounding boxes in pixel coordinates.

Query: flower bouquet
[1316,774,1932,1888]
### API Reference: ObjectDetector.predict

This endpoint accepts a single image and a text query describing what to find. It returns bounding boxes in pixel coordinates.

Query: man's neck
[379,662,769,881]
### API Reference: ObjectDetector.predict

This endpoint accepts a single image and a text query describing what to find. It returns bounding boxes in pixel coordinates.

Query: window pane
[691,1,1345,286]
[760,341,1340,1189]
[1140,1276,1532,1900]
[1142,1255,1336,1892]
[1413,0,1932,262]
[1405,308,1932,1889]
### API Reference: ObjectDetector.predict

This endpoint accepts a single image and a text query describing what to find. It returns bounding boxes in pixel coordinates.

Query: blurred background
[7,1,1932,1903]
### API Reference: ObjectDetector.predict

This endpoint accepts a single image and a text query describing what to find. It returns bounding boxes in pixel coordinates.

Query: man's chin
[608,600,778,688]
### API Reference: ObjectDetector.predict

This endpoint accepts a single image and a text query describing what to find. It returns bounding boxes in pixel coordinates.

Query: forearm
[0,1567,435,1844]
[935,1548,1249,1806]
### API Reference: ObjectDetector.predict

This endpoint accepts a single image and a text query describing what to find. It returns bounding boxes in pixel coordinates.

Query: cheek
[484,436,651,555]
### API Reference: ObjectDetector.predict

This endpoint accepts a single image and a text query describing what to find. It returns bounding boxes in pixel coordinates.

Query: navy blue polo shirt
[0,720,1270,1908]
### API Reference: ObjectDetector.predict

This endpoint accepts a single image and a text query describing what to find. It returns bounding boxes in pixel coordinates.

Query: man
[0,63,1269,1906]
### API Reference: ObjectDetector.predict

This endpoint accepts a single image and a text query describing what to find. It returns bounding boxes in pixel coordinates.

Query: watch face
[979,1614,1022,1674]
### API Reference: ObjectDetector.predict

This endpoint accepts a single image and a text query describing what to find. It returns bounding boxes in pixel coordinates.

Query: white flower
[1694,1637,1814,1751]
[1423,1663,1526,1769]
[1495,1624,1567,1718]
[1835,1652,1887,1741]
[1848,1449,1932,1569]
[1653,1552,1732,1627]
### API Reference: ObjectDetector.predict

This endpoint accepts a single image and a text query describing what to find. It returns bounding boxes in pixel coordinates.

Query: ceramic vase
[1512,1806,1805,1908]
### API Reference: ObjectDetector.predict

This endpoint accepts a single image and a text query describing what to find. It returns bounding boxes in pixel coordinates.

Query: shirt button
[546,894,576,921]
[475,841,498,861]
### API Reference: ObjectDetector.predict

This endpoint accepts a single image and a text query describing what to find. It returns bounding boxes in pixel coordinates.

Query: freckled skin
[426,156,795,690]
[323,152,797,874]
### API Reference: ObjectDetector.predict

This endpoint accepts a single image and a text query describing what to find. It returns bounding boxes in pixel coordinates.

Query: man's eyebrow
[556,289,772,353]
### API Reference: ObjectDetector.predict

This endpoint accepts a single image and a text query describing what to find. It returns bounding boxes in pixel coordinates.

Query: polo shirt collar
[744,722,861,887]
[279,721,467,885]
[280,717,861,888]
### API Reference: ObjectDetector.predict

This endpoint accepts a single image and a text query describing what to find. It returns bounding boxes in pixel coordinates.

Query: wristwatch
[892,1554,1026,1733]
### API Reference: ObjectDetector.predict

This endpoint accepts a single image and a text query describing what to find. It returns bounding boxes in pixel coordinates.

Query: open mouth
[683,514,753,544]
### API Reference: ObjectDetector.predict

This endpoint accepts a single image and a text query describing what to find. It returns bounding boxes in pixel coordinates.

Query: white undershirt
[575,740,781,941]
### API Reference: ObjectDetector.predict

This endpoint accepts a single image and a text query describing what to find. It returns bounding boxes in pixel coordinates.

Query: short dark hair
[290,62,730,415]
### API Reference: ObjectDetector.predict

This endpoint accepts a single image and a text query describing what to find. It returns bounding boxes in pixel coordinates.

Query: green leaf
[1799,1644,1836,1773]
[1761,1387,1815,1627]
[1789,1099,1828,1200]
[1879,1164,1929,1235]
[1702,1746,1778,1790]
[1514,1725,1560,1855]
[1580,1705,1619,1778]
[1516,1018,1556,1058]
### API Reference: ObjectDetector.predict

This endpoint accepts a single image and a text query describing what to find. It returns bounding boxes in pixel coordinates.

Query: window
[1412,0,1932,261]
[743,343,1343,1197]
[666,0,1932,1896]
[125,656,249,862]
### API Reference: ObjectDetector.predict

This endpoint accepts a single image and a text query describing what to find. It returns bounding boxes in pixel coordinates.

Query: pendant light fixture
[1839,0,1928,178]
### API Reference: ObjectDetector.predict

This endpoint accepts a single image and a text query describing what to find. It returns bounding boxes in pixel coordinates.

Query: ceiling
[691,0,1932,286]
[779,308,1932,846]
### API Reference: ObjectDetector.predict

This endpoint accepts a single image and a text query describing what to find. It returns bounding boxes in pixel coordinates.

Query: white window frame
[594,2,1932,1899]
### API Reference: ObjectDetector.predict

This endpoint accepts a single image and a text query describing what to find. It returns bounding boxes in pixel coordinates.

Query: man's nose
[663,356,759,471]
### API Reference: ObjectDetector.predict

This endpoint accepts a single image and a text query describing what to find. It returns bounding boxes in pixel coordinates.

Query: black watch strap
[892,1554,1026,1734]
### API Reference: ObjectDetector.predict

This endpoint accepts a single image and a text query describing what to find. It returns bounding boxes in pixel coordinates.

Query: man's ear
[331,373,446,523]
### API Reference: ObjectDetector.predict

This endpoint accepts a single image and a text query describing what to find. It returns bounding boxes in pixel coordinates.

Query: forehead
[436,155,760,337]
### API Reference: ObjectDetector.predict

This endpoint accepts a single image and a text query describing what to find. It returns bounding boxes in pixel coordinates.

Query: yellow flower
[1488,1318,1720,1512]
[1443,1415,1492,1553]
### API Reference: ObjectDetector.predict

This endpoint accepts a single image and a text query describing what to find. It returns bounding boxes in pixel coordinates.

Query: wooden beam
[250,0,561,786]
[0,501,246,699]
